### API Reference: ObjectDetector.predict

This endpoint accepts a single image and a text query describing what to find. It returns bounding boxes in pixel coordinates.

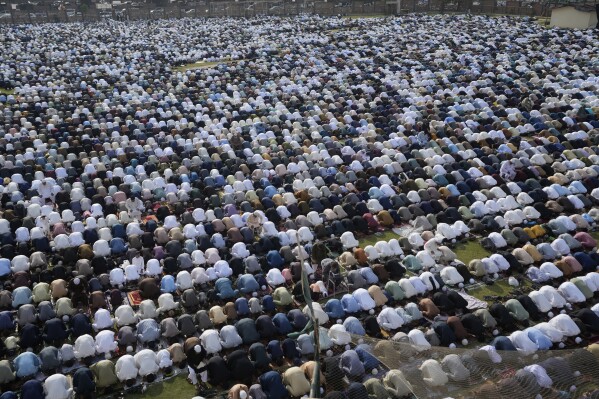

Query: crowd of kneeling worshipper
[0,10,599,399]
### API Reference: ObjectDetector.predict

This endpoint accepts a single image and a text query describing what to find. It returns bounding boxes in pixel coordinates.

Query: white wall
[550,6,594,29]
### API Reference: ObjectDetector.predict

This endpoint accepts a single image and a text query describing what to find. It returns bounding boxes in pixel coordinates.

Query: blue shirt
[359,267,379,285]
[553,185,570,197]
[324,299,345,319]
[259,371,288,399]
[281,338,300,360]
[14,352,40,377]
[582,213,595,224]
[287,309,308,330]
[262,295,275,312]
[12,287,32,308]
[21,380,43,399]
[136,319,160,343]
[237,274,260,294]
[356,344,379,369]
[570,181,586,194]
[71,313,92,338]
[491,336,517,351]
[235,298,250,316]
[447,184,461,197]
[341,294,361,314]
[160,275,176,293]
[109,237,127,254]
[215,278,237,299]
[272,313,293,335]
[112,224,126,239]
[266,251,284,269]
[574,252,596,272]
[525,327,552,350]
[0,311,15,332]
[368,187,383,199]
[0,258,10,277]
[264,186,277,198]
[214,175,226,187]
[267,340,283,361]
[340,350,364,378]
[343,317,365,336]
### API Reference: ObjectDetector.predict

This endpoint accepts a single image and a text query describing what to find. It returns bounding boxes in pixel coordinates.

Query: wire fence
[349,333,599,399]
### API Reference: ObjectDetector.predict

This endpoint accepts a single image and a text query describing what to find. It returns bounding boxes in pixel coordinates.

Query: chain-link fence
[348,333,599,399]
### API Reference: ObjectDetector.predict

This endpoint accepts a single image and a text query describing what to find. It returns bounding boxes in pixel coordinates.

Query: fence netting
[315,331,599,399]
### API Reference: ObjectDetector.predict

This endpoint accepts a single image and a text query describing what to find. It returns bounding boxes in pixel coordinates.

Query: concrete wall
[550,6,594,29]
[592,7,598,26]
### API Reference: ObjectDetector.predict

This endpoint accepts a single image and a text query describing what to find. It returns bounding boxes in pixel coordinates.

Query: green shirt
[273,287,292,306]
[90,360,118,388]
[505,299,529,321]
[385,281,405,301]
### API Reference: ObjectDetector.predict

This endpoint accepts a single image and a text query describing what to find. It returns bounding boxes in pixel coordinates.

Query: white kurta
[116,355,139,381]
[419,360,448,387]
[44,374,72,399]
[135,349,160,377]
[509,331,537,354]
[74,335,96,359]
[377,307,404,331]
[548,314,580,337]
[558,282,586,304]
[95,330,118,354]
[200,329,222,354]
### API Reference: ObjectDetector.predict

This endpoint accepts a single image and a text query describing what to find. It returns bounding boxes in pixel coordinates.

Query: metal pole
[296,232,320,398]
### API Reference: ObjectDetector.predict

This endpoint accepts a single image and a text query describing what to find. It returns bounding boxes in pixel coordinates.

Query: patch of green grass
[467,279,513,301]
[453,240,491,266]
[328,26,360,33]
[536,17,550,24]
[534,16,551,28]
[0,87,14,95]
[467,278,532,304]
[174,58,248,72]
[124,375,197,399]
[174,61,222,71]
[343,14,386,19]
[358,229,401,249]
